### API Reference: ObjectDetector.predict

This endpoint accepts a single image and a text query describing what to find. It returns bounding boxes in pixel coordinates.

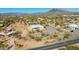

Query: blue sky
[0,8,51,13]
[0,8,79,13]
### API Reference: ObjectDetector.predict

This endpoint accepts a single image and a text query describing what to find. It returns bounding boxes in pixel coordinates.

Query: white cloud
[0,0,79,8]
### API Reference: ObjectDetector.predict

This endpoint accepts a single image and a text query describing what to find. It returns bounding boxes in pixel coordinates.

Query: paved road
[28,39,79,50]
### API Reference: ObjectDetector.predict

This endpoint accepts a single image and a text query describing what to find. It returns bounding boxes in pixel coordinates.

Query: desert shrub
[20,37,28,41]
[63,33,70,39]
[53,34,58,38]
[56,28,62,32]
[66,46,79,50]
[13,31,21,38]
[29,31,35,34]
[16,43,23,48]
[34,37,43,41]
[29,34,34,39]
[0,41,8,50]
[15,41,23,48]
[59,46,79,50]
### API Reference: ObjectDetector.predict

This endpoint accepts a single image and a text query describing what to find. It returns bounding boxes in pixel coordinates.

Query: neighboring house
[0,28,16,36]
[6,31,16,36]
[67,24,79,31]
[0,32,5,36]
[0,31,16,36]
[45,26,57,35]
[5,26,16,36]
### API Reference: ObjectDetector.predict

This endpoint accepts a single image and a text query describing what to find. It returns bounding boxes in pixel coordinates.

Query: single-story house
[67,24,79,32]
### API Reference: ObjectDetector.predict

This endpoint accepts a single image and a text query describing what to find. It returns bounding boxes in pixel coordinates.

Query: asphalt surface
[28,39,79,50]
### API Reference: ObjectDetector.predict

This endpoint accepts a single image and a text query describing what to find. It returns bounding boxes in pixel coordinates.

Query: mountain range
[0,9,79,16]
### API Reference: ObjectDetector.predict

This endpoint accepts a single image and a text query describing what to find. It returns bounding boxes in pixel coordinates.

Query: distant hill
[43,9,79,15]
[47,9,74,15]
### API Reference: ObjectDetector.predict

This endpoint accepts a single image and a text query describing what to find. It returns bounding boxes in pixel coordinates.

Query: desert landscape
[0,8,79,50]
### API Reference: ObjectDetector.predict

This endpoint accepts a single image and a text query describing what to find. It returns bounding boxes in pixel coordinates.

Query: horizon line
[0,8,79,13]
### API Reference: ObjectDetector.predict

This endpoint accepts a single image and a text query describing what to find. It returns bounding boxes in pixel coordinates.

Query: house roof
[68,24,79,28]
[46,26,57,34]
[0,32,5,36]
[0,31,16,36]
[30,24,44,29]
